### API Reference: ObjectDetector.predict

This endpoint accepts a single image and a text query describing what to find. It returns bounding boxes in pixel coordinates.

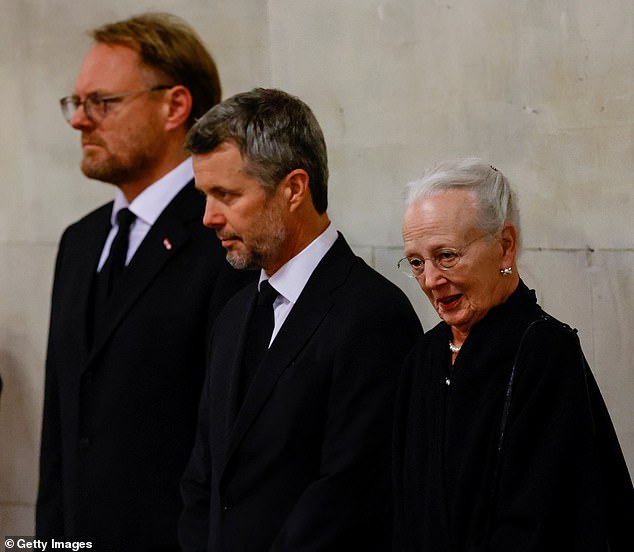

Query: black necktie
[101,208,136,297]
[240,281,279,403]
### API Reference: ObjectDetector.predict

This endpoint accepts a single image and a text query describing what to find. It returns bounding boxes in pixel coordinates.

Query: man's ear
[164,85,193,131]
[281,169,310,212]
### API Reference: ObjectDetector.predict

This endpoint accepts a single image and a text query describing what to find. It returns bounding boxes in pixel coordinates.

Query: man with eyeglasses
[37,13,252,551]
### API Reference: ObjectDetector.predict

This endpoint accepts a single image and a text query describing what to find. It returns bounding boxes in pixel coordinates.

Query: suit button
[79,437,91,449]
[223,504,232,512]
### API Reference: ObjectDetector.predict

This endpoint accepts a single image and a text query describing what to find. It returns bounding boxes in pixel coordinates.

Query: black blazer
[180,234,422,551]
[37,182,253,550]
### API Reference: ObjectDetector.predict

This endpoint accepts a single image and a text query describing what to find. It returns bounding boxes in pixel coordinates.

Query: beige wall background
[1,0,632,536]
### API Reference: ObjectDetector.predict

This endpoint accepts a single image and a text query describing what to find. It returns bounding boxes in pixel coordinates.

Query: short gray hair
[185,88,329,214]
[405,158,521,243]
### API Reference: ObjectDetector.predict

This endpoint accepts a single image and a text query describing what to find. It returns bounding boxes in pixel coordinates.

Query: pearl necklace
[449,341,461,353]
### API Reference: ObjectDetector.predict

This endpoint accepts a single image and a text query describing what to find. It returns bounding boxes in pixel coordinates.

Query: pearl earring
[500,267,513,276]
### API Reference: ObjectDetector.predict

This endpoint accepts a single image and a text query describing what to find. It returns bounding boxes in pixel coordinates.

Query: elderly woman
[393,159,633,551]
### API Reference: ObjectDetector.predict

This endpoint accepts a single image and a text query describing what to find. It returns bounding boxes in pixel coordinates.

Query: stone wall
[1,0,632,535]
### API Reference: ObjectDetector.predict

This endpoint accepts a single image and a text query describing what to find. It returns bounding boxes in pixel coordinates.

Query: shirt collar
[110,157,194,225]
[260,223,338,304]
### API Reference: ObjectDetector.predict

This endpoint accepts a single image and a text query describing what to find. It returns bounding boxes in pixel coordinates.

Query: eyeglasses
[59,85,172,124]
[397,234,491,279]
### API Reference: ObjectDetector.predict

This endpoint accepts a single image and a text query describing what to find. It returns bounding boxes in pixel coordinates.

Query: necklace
[448,340,461,354]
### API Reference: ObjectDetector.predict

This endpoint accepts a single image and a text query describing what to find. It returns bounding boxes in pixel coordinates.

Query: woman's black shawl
[393,280,633,551]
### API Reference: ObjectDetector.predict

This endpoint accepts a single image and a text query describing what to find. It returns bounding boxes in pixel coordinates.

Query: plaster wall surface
[1,0,632,537]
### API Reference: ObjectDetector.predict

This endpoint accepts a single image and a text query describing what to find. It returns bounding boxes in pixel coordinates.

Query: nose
[202,197,226,229]
[70,103,94,130]
[420,262,448,291]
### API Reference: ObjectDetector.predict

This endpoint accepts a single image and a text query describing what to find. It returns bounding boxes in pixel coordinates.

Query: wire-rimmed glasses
[397,234,491,279]
[59,85,172,124]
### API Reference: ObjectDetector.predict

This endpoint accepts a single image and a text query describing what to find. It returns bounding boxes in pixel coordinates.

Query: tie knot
[257,280,278,308]
[116,208,136,231]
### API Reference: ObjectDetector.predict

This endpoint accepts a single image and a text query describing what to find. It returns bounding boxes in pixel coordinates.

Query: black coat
[179,234,423,551]
[393,280,634,551]
[36,182,253,550]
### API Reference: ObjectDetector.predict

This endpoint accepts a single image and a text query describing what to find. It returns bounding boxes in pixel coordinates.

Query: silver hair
[185,88,329,214]
[405,158,521,244]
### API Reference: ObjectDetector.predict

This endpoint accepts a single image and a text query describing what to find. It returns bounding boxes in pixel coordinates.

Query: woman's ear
[499,222,517,267]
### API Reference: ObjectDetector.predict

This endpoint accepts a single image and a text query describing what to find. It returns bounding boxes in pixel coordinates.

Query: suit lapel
[71,205,113,364]
[226,287,258,423]
[88,182,201,367]
[223,235,355,470]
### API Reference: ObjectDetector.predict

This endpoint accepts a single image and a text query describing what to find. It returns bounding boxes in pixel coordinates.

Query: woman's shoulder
[513,312,589,392]
[520,313,579,351]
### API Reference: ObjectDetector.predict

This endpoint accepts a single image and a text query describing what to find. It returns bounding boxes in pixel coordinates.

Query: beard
[224,205,288,271]
[79,132,158,185]
[81,156,148,184]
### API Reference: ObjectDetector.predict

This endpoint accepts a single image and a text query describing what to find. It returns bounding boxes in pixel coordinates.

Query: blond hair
[91,12,221,128]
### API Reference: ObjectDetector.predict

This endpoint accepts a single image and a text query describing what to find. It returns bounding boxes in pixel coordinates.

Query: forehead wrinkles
[403,192,479,250]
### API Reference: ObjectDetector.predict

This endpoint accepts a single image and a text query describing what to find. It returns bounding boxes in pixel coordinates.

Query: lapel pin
[163,238,173,251]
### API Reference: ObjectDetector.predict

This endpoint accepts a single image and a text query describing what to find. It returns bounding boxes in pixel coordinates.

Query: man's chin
[226,252,254,271]
[80,161,129,186]
[81,160,110,182]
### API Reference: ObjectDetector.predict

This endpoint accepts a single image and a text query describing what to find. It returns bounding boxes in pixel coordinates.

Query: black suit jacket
[37,181,253,550]
[180,234,422,551]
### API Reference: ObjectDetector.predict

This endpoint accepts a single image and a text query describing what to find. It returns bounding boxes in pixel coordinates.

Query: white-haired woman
[393,159,633,551]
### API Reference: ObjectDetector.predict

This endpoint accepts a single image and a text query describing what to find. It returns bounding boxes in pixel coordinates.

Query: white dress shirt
[97,158,194,271]
[259,223,339,345]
